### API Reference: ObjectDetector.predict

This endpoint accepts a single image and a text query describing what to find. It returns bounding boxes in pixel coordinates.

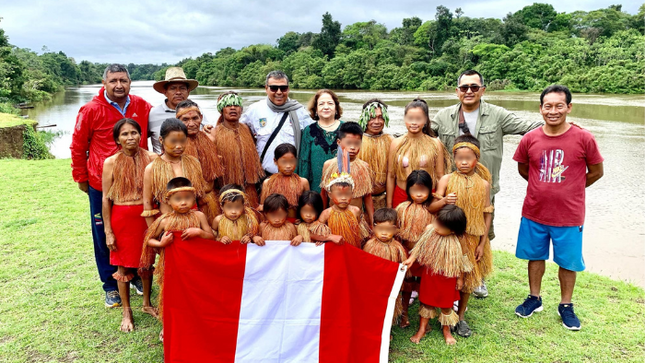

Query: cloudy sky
[1,0,640,64]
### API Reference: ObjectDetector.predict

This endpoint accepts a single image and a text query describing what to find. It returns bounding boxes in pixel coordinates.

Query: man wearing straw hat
[149,67,206,154]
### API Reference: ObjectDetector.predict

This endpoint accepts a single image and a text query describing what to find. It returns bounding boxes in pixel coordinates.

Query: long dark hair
[405,169,434,205]
[160,118,188,139]
[112,118,141,143]
[404,98,435,137]
[297,191,324,219]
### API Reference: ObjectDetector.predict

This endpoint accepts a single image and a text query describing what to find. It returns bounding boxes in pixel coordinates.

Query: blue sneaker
[131,277,144,296]
[105,290,122,308]
[558,303,581,331]
[515,295,543,318]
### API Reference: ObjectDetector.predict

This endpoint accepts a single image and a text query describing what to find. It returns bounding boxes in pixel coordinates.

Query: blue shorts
[516,217,585,272]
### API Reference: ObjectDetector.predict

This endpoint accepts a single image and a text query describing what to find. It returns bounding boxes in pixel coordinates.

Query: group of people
[70,64,603,346]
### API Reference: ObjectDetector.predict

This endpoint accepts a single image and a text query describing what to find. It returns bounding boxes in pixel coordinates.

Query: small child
[295,191,341,246]
[321,122,375,238]
[395,169,436,328]
[139,177,215,341]
[260,143,310,222]
[258,193,302,246]
[363,208,408,332]
[404,205,468,345]
[429,134,494,338]
[212,187,261,245]
[318,172,363,248]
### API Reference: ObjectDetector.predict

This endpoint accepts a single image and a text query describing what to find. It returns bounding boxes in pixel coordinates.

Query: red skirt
[419,267,460,309]
[110,204,148,268]
[392,185,408,209]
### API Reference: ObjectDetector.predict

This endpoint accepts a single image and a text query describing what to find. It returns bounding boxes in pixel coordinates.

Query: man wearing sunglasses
[241,70,313,176]
[432,70,543,301]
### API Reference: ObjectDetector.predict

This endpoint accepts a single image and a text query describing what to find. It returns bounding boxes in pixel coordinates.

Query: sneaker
[472,280,489,298]
[105,290,122,308]
[131,277,144,296]
[558,303,581,331]
[515,295,543,318]
[452,320,472,337]
[452,300,468,313]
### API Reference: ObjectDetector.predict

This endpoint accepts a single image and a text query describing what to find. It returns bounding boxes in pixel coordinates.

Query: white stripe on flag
[235,241,325,363]
[379,264,407,363]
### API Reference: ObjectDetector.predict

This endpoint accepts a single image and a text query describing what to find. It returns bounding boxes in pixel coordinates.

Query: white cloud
[0,0,640,64]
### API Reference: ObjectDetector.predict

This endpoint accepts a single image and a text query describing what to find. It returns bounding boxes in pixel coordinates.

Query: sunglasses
[268,85,289,93]
[458,85,484,93]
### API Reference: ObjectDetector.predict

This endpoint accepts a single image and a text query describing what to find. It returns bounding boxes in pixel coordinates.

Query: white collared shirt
[148,100,209,154]
[240,99,313,174]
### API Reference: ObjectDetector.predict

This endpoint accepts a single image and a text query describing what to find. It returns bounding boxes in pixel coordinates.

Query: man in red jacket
[70,64,152,307]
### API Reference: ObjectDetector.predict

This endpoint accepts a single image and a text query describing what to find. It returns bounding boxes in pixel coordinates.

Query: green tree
[277,31,300,54]
[313,12,341,57]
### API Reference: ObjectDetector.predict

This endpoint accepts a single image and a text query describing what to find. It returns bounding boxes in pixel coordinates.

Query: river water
[23,81,645,287]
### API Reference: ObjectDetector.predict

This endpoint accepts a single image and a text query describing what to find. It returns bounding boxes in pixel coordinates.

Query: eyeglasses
[268,85,289,93]
[458,85,484,93]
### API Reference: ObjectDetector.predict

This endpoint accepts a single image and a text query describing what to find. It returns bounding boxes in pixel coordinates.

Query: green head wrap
[358,101,389,130]
[217,93,243,113]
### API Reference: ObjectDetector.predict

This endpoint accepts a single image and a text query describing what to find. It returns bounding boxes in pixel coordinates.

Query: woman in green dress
[297,89,344,193]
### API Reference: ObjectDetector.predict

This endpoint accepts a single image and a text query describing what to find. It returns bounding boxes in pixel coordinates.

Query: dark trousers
[89,186,118,292]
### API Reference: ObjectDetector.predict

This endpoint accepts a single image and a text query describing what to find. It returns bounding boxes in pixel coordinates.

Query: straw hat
[153,67,199,94]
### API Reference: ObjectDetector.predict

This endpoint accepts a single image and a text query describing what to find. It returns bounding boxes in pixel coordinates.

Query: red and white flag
[163,234,406,363]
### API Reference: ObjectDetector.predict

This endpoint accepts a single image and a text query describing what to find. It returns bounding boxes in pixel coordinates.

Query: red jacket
[70,87,151,191]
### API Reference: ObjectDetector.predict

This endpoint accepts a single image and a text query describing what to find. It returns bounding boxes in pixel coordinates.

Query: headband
[217,93,243,113]
[165,186,196,199]
[358,102,389,129]
[452,142,481,159]
[325,172,355,192]
[219,188,249,206]
[176,106,201,119]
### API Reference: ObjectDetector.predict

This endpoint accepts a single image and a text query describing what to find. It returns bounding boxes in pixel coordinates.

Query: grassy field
[0,158,643,363]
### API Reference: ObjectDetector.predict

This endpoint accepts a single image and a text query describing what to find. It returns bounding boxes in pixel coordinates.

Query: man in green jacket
[432,70,543,300]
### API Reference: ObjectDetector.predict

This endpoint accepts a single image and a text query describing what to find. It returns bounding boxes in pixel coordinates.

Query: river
[23,81,645,287]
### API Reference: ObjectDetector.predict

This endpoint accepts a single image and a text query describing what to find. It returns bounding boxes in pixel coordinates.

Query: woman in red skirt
[102,118,159,332]
[403,205,469,345]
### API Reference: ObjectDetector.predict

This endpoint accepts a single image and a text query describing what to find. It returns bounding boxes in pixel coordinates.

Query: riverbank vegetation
[0,3,643,113]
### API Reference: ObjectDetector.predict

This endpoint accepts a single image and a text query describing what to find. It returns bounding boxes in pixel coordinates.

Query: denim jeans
[88,186,118,292]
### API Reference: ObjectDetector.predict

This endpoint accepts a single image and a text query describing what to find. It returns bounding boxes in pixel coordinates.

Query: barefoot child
[357,99,394,211]
[429,134,494,338]
[295,191,341,245]
[260,143,310,222]
[139,177,215,341]
[395,170,435,328]
[404,205,468,345]
[320,122,374,239]
[212,188,260,245]
[258,194,302,246]
[363,208,408,332]
[102,119,158,332]
[318,170,363,248]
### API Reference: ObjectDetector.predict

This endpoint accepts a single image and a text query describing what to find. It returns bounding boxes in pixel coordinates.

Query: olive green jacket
[431,100,543,196]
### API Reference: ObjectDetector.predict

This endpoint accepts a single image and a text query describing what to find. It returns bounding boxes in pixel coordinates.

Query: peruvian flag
[163,233,406,363]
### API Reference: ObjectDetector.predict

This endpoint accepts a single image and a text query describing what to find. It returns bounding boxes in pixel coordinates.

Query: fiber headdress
[325,147,354,191]
[217,93,243,113]
[165,186,196,200]
[358,101,389,129]
[452,142,481,159]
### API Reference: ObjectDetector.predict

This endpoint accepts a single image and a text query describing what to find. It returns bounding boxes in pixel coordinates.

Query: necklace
[319,120,339,132]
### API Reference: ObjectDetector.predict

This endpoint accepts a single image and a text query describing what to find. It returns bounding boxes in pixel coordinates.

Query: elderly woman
[296,89,344,193]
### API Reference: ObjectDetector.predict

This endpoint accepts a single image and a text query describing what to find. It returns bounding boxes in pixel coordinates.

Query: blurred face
[337,134,362,159]
[275,152,297,176]
[456,74,485,108]
[222,105,242,122]
[222,199,245,221]
[168,191,195,213]
[102,72,130,101]
[266,77,289,106]
[117,123,141,151]
[366,107,384,135]
[316,93,336,121]
[330,185,353,208]
[432,219,453,236]
[373,221,398,243]
[266,208,288,228]
[453,147,478,174]
[404,107,427,135]
[165,82,189,109]
[540,92,572,127]
[409,183,430,204]
[299,204,318,224]
[161,130,187,158]
[177,110,202,136]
